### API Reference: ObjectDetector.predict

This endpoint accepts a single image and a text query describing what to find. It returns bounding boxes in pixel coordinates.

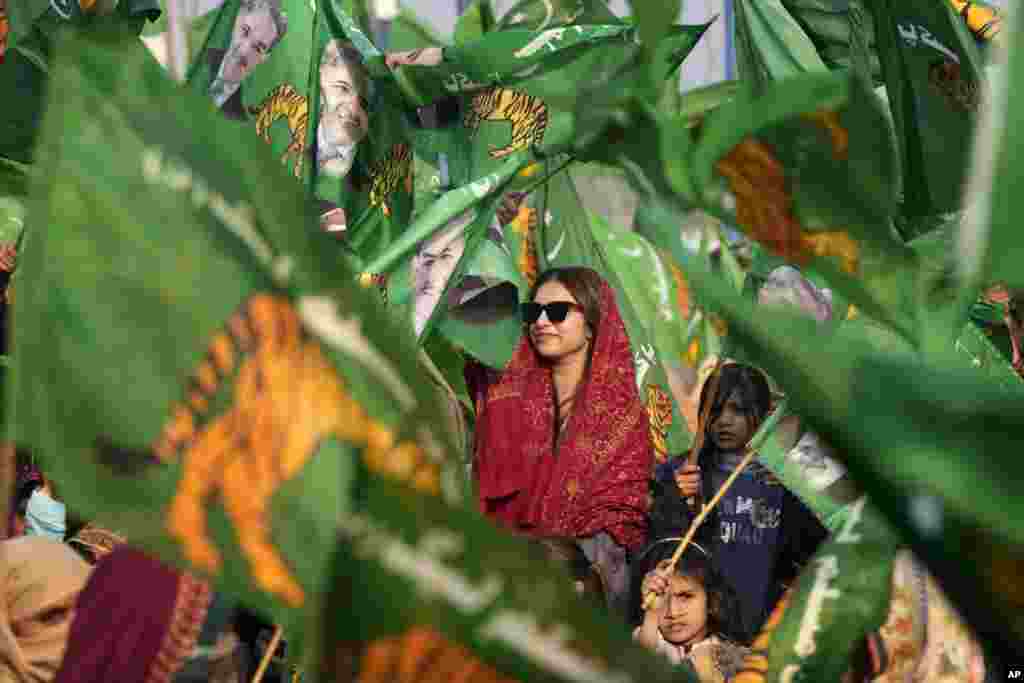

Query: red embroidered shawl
[469,277,652,549]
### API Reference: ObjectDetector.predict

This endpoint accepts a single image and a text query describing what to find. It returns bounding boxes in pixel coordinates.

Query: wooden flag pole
[252,626,284,683]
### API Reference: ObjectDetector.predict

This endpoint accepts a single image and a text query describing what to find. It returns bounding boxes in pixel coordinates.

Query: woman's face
[656,561,710,647]
[529,280,589,361]
[709,389,756,452]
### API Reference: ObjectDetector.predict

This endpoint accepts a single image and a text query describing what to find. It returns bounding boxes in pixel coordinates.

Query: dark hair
[239,0,288,50]
[629,539,750,643]
[696,363,772,462]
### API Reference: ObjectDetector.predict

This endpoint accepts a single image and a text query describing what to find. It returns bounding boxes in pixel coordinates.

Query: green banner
[10,31,463,650]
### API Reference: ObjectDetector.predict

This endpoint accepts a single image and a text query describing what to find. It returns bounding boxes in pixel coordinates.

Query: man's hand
[385,47,443,69]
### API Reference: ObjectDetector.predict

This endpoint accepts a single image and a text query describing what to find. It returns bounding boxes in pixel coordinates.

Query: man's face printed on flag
[222,0,284,83]
[317,39,370,179]
[411,209,474,337]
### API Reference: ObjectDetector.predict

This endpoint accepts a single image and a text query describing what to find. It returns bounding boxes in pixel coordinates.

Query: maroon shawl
[469,277,652,549]
[54,546,212,683]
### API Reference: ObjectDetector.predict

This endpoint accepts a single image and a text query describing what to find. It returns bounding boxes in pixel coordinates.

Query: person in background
[633,539,749,681]
[16,470,66,542]
[661,363,827,638]
[467,267,653,618]
[55,546,243,683]
[0,536,92,682]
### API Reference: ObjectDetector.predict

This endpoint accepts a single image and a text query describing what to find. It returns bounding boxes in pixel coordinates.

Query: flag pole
[165,0,187,82]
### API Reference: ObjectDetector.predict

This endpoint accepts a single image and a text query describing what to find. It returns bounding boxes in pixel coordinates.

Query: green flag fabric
[865,0,985,218]
[735,499,897,682]
[11,30,461,648]
[324,474,697,683]
[187,0,418,257]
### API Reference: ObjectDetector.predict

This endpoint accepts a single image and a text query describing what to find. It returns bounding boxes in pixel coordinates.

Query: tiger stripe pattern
[368,143,413,217]
[247,84,309,179]
[464,87,548,160]
[154,294,440,608]
[356,627,518,683]
[645,384,673,463]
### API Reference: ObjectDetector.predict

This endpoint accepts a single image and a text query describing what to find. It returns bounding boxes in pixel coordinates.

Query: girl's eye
[241,24,250,37]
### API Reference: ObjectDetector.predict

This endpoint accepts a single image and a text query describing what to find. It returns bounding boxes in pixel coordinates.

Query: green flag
[10,30,463,649]
[864,0,985,218]
[187,0,418,255]
[679,250,1024,667]
[323,474,698,683]
[735,499,897,682]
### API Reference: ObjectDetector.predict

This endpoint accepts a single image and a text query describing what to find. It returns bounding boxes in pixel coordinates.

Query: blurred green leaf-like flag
[9,28,461,646]
[864,0,985,217]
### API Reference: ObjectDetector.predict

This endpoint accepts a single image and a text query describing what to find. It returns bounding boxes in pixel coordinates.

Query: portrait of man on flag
[207,0,288,119]
[316,38,370,179]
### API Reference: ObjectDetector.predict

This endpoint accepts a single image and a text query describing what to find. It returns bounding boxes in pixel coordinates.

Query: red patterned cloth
[468,276,652,549]
[54,546,214,683]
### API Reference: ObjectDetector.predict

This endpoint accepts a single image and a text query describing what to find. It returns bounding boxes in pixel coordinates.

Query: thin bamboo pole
[252,626,284,683]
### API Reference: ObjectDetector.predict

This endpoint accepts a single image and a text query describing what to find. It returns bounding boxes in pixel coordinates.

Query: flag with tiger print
[186,0,417,266]
[373,2,710,361]
[9,31,464,652]
[13,33,712,683]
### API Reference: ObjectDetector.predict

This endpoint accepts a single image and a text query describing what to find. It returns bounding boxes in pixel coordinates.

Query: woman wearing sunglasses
[467,266,653,618]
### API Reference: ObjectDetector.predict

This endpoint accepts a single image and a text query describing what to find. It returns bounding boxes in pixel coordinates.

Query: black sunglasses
[520,301,584,324]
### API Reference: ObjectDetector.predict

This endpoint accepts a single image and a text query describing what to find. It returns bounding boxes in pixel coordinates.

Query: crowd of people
[0,260,992,682]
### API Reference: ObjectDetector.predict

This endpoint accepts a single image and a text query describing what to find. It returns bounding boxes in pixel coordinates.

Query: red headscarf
[470,273,652,549]
[54,546,213,683]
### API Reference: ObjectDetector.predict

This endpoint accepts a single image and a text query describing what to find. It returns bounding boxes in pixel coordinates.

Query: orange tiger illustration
[248,84,309,178]
[135,294,439,608]
[465,88,549,160]
[354,627,518,683]
[367,143,413,217]
[645,384,673,463]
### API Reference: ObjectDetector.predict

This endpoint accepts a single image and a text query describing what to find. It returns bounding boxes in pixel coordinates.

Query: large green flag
[734,499,897,682]
[678,249,1024,667]
[322,475,698,683]
[0,0,160,165]
[10,29,464,649]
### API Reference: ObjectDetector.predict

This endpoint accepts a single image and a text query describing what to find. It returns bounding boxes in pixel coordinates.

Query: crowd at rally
[0,252,992,683]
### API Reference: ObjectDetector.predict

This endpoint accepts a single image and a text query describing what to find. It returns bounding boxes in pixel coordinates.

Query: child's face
[657,563,710,647]
[709,389,756,452]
